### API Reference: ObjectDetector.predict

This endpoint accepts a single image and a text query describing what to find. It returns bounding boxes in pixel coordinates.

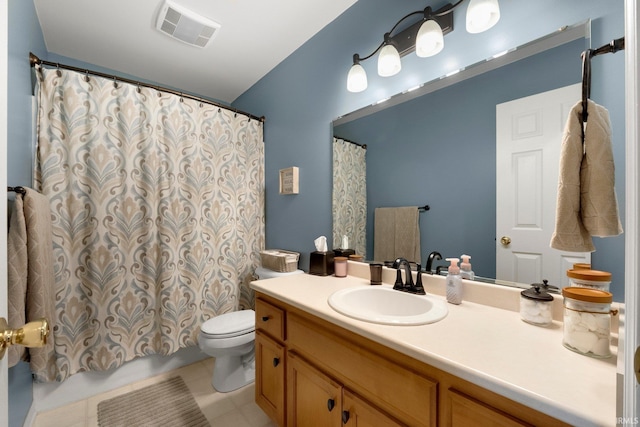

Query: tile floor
[33,358,276,427]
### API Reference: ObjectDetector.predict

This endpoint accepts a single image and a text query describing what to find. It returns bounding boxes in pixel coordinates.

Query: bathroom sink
[327,286,448,325]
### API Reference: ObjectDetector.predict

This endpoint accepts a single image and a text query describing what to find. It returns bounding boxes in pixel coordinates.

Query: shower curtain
[33,65,264,382]
[332,137,366,257]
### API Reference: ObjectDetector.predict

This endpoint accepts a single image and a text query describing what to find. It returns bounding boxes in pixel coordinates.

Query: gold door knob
[0,317,49,360]
[500,236,512,246]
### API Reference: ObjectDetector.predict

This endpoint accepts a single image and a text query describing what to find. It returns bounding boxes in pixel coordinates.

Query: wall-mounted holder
[279,167,299,195]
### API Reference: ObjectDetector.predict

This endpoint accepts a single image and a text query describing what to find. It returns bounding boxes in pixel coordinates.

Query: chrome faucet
[425,251,442,274]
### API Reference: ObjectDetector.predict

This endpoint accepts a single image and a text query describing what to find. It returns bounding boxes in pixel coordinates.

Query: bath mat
[97,376,209,427]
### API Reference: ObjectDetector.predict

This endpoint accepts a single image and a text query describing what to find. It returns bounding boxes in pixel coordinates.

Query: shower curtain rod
[29,52,265,123]
[335,135,367,149]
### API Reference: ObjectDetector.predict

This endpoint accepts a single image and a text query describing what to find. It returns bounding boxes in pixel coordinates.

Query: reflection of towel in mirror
[550,100,623,252]
[7,188,57,380]
[374,207,421,263]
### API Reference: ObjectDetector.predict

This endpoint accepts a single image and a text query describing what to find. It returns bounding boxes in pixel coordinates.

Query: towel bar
[7,186,26,195]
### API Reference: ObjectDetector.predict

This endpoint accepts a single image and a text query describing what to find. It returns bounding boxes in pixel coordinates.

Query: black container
[309,251,335,276]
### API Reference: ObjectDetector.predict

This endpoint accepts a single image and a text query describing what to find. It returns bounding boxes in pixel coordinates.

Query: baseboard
[21,404,37,427]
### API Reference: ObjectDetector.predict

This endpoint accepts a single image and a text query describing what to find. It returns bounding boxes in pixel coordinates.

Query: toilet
[198,266,303,392]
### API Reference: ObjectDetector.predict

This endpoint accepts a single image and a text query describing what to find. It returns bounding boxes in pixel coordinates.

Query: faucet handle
[411,267,426,295]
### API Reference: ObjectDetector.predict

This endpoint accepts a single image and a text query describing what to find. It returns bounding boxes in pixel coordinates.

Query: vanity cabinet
[255,298,287,426]
[255,293,570,427]
[287,352,403,427]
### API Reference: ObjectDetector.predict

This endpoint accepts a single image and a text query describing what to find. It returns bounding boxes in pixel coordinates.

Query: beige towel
[550,100,623,252]
[373,207,421,263]
[7,188,57,381]
[7,197,28,366]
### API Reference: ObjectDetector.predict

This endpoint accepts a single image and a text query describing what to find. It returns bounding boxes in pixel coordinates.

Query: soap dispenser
[460,254,474,280]
[445,258,463,305]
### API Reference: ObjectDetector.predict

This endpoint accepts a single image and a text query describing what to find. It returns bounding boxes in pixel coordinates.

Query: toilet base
[212,350,256,393]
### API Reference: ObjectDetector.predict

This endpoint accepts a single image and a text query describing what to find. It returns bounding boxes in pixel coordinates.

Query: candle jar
[334,257,348,278]
[562,287,614,358]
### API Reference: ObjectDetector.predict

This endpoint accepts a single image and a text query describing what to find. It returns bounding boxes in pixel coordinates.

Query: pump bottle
[445,258,463,305]
[460,254,475,280]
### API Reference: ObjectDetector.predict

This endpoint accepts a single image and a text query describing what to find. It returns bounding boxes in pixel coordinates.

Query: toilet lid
[201,309,255,337]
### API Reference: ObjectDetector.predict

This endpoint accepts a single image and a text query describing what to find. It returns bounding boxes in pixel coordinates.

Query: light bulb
[377,44,401,77]
[466,0,500,33]
[347,63,368,92]
[416,19,444,58]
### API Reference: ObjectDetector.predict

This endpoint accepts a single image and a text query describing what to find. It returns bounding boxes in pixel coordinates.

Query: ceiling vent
[156,1,221,48]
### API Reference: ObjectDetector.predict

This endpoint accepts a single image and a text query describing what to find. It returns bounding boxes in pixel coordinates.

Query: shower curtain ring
[84,70,90,82]
[56,63,61,78]
[113,76,118,89]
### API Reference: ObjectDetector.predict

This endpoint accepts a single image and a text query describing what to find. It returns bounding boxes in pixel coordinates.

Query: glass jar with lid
[566,269,611,291]
[520,283,554,326]
[562,287,615,358]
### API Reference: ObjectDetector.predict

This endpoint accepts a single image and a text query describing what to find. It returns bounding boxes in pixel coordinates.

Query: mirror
[332,22,597,287]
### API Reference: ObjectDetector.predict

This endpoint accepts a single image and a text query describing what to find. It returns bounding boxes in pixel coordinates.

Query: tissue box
[260,249,300,272]
[309,251,334,276]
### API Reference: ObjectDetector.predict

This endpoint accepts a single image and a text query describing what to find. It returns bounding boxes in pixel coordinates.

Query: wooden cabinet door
[448,389,533,427]
[256,331,286,426]
[342,389,404,427]
[287,352,342,427]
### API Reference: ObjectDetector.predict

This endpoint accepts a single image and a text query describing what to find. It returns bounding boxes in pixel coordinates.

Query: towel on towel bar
[7,187,57,380]
[550,100,623,252]
[373,207,421,263]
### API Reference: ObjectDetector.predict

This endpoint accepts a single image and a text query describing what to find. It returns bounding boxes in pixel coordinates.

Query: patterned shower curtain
[332,137,366,257]
[33,65,264,382]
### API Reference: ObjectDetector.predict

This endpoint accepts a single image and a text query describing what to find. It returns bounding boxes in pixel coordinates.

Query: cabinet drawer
[288,313,437,427]
[256,298,285,341]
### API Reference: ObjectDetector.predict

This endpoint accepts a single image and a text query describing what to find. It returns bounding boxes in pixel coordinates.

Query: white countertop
[250,263,618,427]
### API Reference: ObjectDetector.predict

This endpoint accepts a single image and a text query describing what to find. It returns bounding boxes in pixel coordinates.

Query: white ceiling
[33,0,357,103]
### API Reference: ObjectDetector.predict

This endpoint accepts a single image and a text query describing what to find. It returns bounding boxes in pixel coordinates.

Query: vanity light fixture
[347,0,501,92]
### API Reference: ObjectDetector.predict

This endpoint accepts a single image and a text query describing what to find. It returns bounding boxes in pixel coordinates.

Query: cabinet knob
[327,398,335,412]
[273,357,280,367]
[261,316,270,322]
[342,410,350,424]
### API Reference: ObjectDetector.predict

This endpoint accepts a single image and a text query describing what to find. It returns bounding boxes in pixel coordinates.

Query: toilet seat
[201,309,255,339]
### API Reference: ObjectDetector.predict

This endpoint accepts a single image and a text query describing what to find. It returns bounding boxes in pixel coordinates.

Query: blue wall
[8,0,46,188]
[233,0,626,300]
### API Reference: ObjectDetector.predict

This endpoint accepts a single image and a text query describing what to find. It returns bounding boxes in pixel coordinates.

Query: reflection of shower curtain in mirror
[333,138,366,257]
[33,65,264,382]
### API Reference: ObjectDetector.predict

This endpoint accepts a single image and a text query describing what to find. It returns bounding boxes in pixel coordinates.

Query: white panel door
[496,83,590,288]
